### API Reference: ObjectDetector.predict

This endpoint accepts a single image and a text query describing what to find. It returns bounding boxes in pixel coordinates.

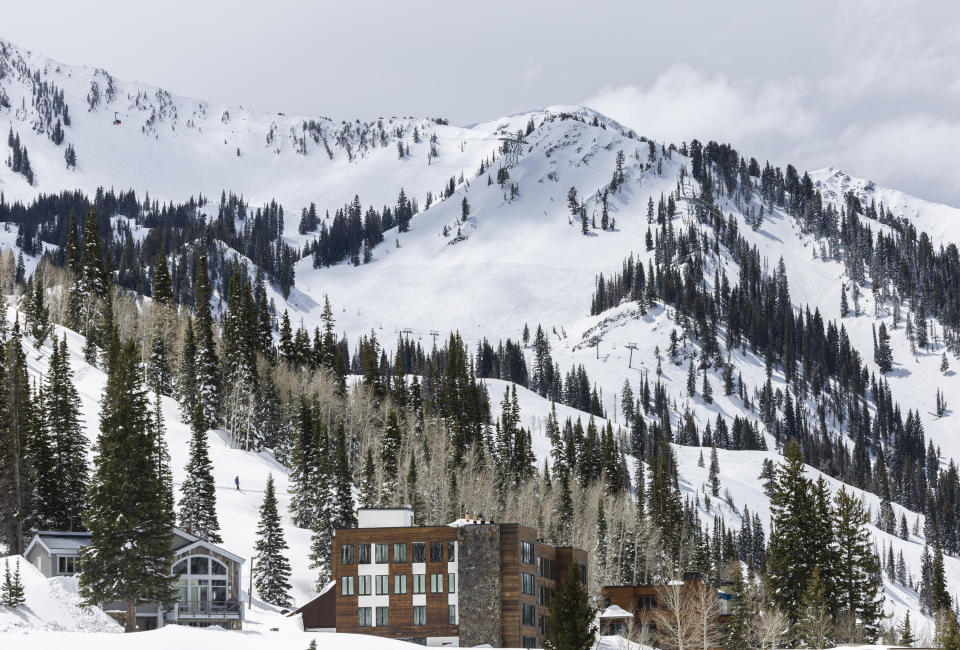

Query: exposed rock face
[457,524,502,647]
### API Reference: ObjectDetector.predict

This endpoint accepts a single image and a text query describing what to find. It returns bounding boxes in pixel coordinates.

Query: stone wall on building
[457,524,503,647]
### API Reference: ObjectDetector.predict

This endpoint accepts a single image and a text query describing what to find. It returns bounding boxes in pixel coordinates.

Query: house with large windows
[331,508,588,648]
[24,528,245,631]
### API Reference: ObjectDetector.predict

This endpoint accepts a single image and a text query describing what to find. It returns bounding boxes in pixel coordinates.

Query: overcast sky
[6,0,960,204]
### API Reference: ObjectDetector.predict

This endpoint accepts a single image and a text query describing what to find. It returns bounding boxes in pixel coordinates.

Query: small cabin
[24,528,245,631]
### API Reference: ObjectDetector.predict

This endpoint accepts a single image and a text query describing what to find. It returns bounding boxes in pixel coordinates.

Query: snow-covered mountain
[2,34,959,643]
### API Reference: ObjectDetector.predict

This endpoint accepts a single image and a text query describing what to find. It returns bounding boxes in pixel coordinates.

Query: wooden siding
[333,526,458,640]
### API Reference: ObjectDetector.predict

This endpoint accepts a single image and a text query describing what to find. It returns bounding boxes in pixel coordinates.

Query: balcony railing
[170,600,242,619]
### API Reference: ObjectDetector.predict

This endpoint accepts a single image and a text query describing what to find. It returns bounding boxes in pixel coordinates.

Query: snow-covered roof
[600,605,633,619]
[25,531,91,557]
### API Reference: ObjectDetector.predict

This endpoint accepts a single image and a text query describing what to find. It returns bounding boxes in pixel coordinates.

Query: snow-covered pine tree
[177,405,221,543]
[875,322,893,373]
[146,327,172,397]
[80,338,176,632]
[176,317,198,423]
[308,422,334,592]
[331,421,356,530]
[69,209,110,365]
[708,447,720,497]
[380,410,402,502]
[253,474,292,607]
[358,447,377,508]
[192,256,221,428]
[24,266,51,347]
[0,558,25,607]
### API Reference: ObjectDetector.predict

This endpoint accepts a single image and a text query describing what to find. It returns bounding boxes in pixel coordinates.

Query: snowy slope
[0,555,121,633]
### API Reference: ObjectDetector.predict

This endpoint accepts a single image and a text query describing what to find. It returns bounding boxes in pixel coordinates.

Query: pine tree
[767,442,815,630]
[797,565,831,649]
[39,335,88,530]
[405,451,424,524]
[0,558,25,607]
[146,327,173,397]
[723,563,752,650]
[80,339,176,632]
[380,410,402,501]
[24,267,51,347]
[70,209,109,365]
[544,563,596,650]
[177,409,222,542]
[874,322,893,373]
[702,367,713,403]
[833,488,883,641]
[942,353,950,374]
[709,446,720,497]
[0,320,36,555]
[176,318,198,424]
[253,474,292,607]
[192,256,221,428]
[358,447,377,508]
[899,611,916,647]
[331,421,357,530]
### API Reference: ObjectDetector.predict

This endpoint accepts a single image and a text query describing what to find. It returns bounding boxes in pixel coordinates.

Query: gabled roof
[24,529,243,565]
[24,531,92,557]
[600,605,633,619]
[172,536,245,565]
[287,580,336,617]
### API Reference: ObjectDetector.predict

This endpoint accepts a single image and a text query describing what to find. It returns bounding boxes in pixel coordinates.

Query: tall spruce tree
[767,441,815,631]
[0,320,36,554]
[177,406,222,542]
[192,256,221,429]
[80,338,176,632]
[176,318,198,424]
[0,558,25,607]
[833,488,883,641]
[70,209,110,365]
[253,474,292,607]
[39,335,88,530]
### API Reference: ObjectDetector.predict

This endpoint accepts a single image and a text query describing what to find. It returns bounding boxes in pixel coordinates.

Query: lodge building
[330,508,588,648]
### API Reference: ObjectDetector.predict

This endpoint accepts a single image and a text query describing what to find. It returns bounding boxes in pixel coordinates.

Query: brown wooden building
[331,508,587,648]
[601,572,734,646]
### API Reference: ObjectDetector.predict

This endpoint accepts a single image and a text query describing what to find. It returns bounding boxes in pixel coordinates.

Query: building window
[540,558,556,580]
[522,636,536,649]
[341,576,355,596]
[341,544,354,565]
[394,543,407,563]
[358,575,371,596]
[538,614,547,635]
[579,564,587,585]
[358,607,372,627]
[521,572,534,595]
[374,543,389,564]
[448,573,456,594]
[357,544,371,564]
[394,573,407,594]
[57,556,79,575]
[430,573,444,593]
[412,542,426,563]
[448,604,457,625]
[447,541,456,562]
[413,573,426,594]
[522,603,536,627]
[413,605,426,626]
[375,574,390,595]
[430,542,443,562]
[375,606,389,627]
[521,541,534,564]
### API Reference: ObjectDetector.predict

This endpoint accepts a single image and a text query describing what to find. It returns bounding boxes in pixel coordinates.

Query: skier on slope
[234,475,240,490]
